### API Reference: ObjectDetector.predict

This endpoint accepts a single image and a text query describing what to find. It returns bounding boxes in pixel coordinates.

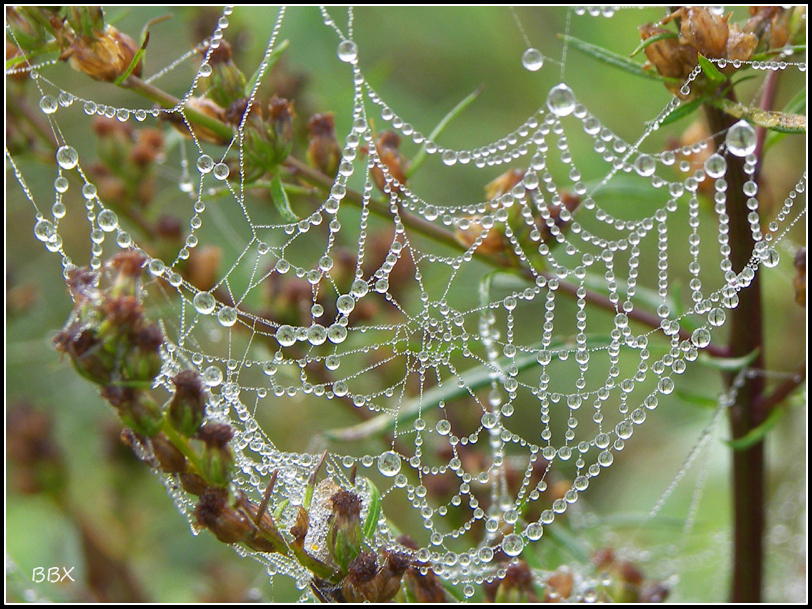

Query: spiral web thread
[7,6,807,600]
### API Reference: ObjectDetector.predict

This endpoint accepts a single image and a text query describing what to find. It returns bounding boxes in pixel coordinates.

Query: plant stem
[704,102,766,603]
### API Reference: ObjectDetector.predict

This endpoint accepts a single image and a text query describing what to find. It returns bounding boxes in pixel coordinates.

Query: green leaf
[711,98,806,134]
[697,54,726,84]
[245,39,290,97]
[408,85,483,177]
[699,347,760,372]
[675,389,719,409]
[660,95,708,126]
[765,88,806,151]
[560,34,682,85]
[725,405,785,451]
[362,478,381,540]
[270,174,299,222]
[629,30,678,58]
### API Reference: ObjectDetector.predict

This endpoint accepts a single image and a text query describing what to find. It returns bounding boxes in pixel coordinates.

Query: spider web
[7,6,807,601]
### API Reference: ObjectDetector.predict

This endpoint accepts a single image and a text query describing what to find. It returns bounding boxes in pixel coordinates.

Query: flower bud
[370,131,408,196]
[342,551,379,602]
[639,23,698,85]
[483,560,537,603]
[197,39,247,109]
[455,216,506,254]
[485,168,525,200]
[307,113,341,178]
[194,486,253,545]
[267,95,295,165]
[236,490,289,554]
[543,565,574,602]
[63,24,142,82]
[398,535,447,602]
[164,96,230,145]
[679,7,730,59]
[168,370,206,437]
[326,489,364,574]
[150,432,187,473]
[196,422,235,487]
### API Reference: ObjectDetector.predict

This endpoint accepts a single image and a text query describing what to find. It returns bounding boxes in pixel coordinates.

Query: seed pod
[63,24,142,82]
[168,370,206,438]
[326,489,364,574]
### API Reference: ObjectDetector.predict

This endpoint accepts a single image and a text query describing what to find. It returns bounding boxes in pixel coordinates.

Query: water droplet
[634,154,656,177]
[522,48,544,71]
[761,247,780,268]
[116,108,129,122]
[325,355,340,371]
[337,40,358,63]
[276,325,296,347]
[217,306,238,327]
[501,533,524,557]
[213,162,229,180]
[336,295,355,315]
[546,84,576,117]
[34,218,56,242]
[333,381,348,397]
[704,153,727,178]
[197,155,214,174]
[39,95,58,114]
[193,291,216,314]
[327,324,347,344]
[725,120,756,157]
[134,109,147,122]
[377,451,401,476]
[98,209,118,232]
[82,183,97,199]
[350,279,369,298]
[83,101,97,115]
[56,146,79,170]
[54,177,69,193]
[691,327,711,348]
[199,62,212,77]
[202,365,223,387]
[525,522,543,541]
[708,307,726,327]
[481,412,497,429]
[307,324,327,345]
[658,377,675,394]
[435,420,451,435]
[441,150,457,166]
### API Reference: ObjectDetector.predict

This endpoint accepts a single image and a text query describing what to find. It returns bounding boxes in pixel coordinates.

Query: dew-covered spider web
[7,6,807,602]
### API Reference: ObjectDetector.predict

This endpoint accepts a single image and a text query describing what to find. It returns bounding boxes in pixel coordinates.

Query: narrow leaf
[408,85,483,177]
[712,98,806,134]
[362,478,382,540]
[245,39,290,97]
[675,389,720,409]
[114,31,150,85]
[560,34,682,85]
[629,30,678,58]
[699,347,760,371]
[660,95,707,126]
[725,405,785,451]
[697,54,726,83]
[765,88,806,151]
[270,174,299,222]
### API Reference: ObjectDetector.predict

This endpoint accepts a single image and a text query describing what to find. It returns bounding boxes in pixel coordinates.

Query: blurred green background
[7,6,806,602]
